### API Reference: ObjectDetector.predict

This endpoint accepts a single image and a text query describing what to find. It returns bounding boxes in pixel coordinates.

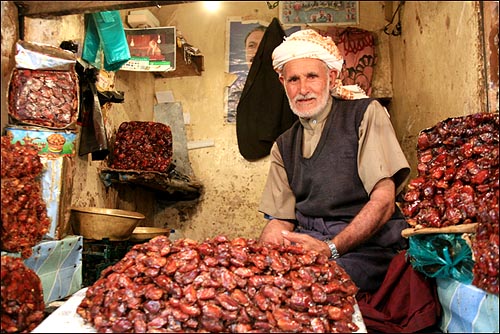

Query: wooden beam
[14,1,196,18]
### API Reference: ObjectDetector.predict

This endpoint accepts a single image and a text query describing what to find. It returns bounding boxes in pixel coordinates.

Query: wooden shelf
[154,46,204,79]
[100,167,203,201]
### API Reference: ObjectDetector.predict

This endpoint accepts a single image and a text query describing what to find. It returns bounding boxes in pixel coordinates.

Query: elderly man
[258,29,411,293]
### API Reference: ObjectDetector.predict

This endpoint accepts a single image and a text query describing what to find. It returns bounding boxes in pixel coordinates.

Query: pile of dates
[1,135,50,258]
[77,235,360,333]
[471,203,499,294]
[401,112,498,295]
[109,121,173,173]
[8,69,78,128]
[1,255,46,333]
[402,112,498,228]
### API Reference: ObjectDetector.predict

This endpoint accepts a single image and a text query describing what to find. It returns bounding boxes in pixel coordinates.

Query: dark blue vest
[278,98,374,219]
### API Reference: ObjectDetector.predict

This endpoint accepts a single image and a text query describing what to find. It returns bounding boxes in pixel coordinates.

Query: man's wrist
[324,239,340,259]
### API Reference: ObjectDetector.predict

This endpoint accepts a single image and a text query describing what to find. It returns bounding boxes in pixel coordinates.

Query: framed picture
[279,1,359,26]
[122,26,176,72]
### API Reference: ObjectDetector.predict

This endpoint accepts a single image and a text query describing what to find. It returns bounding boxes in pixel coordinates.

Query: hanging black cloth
[76,61,110,161]
[236,18,298,161]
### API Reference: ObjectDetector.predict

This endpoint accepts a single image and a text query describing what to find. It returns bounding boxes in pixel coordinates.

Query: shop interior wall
[1,1,19,129]
[1,1,491,242]
[389,1,497,173]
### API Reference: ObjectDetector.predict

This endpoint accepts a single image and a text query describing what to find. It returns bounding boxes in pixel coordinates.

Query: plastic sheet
[406,233,474,284]
[15,40,75,70]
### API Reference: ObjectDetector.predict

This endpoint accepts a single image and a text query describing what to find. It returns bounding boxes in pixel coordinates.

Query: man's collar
[299,96,333,129]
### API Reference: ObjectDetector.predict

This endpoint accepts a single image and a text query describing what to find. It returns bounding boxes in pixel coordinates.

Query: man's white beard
[287,79,331,119]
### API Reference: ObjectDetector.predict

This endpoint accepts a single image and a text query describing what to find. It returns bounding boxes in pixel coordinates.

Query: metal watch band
[324,239,340,259]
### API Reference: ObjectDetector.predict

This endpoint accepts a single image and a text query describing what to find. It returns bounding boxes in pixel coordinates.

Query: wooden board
[401,223,478,238]
[100,167,203,201]
[14,1,194,18]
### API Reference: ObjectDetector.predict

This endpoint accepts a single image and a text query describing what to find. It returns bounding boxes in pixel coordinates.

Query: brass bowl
[71,207,145,241]
[130,227,170,242]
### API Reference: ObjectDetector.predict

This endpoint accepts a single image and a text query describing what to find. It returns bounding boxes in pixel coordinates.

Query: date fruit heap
[402,112,498,227]
[77,235,360,333]
[1,135,50,258]
[109,121,173,173]
[8,69,78,128]
[472,192,499,295]
[401,112,499,294]
[1,256,46,333]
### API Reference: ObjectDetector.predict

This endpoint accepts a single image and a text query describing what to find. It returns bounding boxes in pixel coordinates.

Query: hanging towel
[236,18,298,161]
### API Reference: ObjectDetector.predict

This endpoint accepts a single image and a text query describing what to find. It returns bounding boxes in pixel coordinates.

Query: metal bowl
[130,227,170,242]
[71,207,145,241]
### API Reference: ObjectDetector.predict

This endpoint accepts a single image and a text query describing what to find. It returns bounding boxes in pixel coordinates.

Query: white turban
[272,29,368,100]
[272,29,344,74]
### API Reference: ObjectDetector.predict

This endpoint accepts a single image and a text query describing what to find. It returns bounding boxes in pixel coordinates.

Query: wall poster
[122,26,176,72]
[225,18,300,123]
[279,1,359,26]
[225,19,269,123]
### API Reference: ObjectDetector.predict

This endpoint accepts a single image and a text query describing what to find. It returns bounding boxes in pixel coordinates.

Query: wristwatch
[324,239,340,259]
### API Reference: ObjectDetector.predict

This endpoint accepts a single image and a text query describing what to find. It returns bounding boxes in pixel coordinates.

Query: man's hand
[281,231,331,258]
[258,219,295,245]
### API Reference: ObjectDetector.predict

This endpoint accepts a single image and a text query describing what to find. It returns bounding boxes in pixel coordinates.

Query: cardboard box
[5,125,77,156]
[23,236,83,304]
[4,127,76,239]
[40,155,74,239]
[8,65,79,130]
[127,9,160,28]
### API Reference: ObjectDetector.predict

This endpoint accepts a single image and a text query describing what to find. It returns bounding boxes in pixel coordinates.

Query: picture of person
[244,26,266,68]
[147,39,161,57]
[226,20,300,123]
[128,34,165,60]
[123,27,175,72]
[317,9,328,23]
[226,22,267,123]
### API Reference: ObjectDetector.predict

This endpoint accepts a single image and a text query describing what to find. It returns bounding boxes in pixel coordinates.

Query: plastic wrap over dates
[1,255,46,333]
[8,69,78,128]
[110,121,173,173]
[77,235,360,333]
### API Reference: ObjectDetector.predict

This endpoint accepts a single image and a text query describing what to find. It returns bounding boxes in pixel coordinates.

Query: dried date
[9,69,78,128]
[77,235,360,332]
[1,256,45,333]
[401,112,499,294]
[109,121,173,173]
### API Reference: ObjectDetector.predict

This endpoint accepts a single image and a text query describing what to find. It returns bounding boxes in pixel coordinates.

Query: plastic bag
[406,233,474,284]
[82,11,130,71]
[15,40,75,70]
